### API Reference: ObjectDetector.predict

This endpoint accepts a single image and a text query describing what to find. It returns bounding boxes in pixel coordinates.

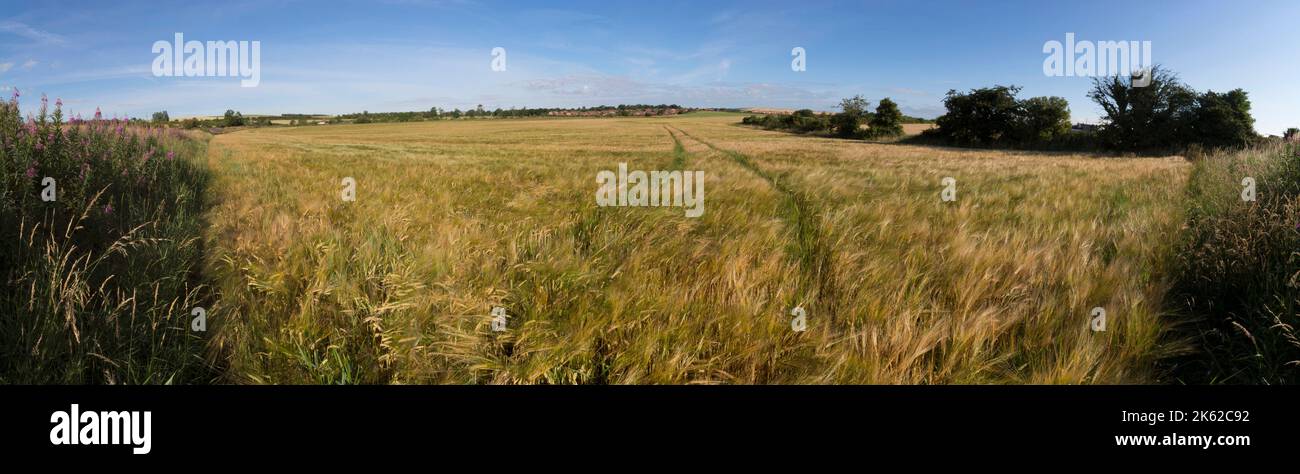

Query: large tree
[933,85,1023,145]
[1088,65,1197,150]
[1016,96,1071,142]
[1189,89,1256,149]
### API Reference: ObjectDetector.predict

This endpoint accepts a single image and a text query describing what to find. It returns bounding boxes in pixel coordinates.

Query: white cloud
[0,20,66,45]
[0,62,12,74]
[21,59,37,70]
[516,73,838,108]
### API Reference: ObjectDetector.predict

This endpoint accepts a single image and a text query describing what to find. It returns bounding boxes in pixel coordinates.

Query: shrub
[0,93,213,383]
[740,111,833,135]
[794,114,830,133]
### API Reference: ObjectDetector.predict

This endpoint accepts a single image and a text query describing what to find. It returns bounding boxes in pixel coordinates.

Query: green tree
[223,109,245,127]
[933,86,1023,145]
[151,110,170,124]
[869,98,904,138]
[1088,65,1196,150]
[833,95,870,138]
[1017,96,1071,142]
[1188,89,1256,149]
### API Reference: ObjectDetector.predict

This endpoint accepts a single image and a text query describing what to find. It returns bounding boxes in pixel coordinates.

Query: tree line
[920,65,1260,153]
[742,65,1272,154]
[740,97,928,139]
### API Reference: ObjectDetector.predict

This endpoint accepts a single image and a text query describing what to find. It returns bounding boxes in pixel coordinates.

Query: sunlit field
[199,112,1192,384]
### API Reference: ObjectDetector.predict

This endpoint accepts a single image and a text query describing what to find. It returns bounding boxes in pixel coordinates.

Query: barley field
[197,112,1192,384]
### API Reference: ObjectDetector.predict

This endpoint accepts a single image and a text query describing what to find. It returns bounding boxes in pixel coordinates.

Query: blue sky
[3,0,1297,134]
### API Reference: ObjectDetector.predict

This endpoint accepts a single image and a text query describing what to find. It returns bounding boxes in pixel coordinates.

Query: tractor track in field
[666,125,838,321]
[664,126,688,170]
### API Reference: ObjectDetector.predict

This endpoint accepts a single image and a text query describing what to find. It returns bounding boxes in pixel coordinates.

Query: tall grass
[0,93,213,384]
[202,115,1191,384]
[1166,142,1300,383]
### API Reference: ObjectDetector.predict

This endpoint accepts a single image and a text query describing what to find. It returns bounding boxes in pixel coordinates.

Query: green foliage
[833,95,869,138]
[1016,96,1071,142]
[1090,66,1258,151]
[1167,143,1300,383]
[742,112,831,135]
[1089,67,1196,151]
[868,98,904,138]
[0,95,213,383]
[932,86,1019,145]
[223,109,245,127]
[1189,89,1257,149]
[151,110,169,124]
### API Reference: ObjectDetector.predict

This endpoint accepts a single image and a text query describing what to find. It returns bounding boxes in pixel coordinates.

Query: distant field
[903,123,935,134]
[203,113,1189,384]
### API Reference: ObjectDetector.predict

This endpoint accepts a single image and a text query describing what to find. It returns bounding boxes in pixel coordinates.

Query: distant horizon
[4,0,1298,134]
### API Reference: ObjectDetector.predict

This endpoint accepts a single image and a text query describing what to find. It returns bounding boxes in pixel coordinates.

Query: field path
[667,125,838,324]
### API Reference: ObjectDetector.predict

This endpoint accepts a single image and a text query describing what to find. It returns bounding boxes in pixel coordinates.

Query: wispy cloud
[0,20,66,45]
[628,42,731,62]
[516,73,837,107]
[887,87,930,97]
[27,64,149,85]
[0,62,12,74]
